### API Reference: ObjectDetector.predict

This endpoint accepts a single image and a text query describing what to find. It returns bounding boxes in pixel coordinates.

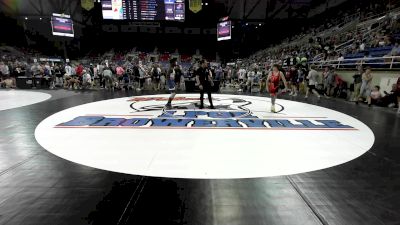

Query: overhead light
[246,23,248,25]
[40,17,42,20]
[259,23,262,26]
[25,17,28,20]
[205,2,208,5]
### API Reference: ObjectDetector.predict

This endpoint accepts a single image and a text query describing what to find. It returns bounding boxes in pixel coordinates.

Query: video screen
[101,0,185,21]
[217,20,231,41]
[51,14,74,37]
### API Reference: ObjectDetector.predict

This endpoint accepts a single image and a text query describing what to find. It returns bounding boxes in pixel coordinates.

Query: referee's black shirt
[196,67,212,86]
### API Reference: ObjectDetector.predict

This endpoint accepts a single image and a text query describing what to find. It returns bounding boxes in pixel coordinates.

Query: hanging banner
[81,0,94,11]
[189,0,202,13]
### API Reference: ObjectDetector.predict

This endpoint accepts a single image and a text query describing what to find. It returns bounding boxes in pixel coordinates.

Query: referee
[195,60,215,109]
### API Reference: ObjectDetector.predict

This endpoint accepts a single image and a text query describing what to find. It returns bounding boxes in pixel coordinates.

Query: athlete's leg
[271,92,277,113]
[292,84,298,97]
[166,91,176,108]
[166,79,176,108]
[207,90,214,109]
[200,90,205,109]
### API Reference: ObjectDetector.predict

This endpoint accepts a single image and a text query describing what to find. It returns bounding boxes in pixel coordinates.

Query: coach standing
[196,60,215,109]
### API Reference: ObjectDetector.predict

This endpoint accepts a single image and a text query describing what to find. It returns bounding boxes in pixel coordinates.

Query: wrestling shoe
[271,105,276,113]
[165,103,172,110]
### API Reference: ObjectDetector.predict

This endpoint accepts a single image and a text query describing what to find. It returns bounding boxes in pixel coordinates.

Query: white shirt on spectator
[65,65,73,75]
[0,64,9,75]
[103,69,112,78]
[307,69,320,86]
[360,43,365,51]
[247,71,255,79]
[83,73,92,84]
[44,65,52,75]
[238,69,247,80]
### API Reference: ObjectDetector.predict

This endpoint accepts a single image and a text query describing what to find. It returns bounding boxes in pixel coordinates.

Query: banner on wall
[189,0,202,13]
[81,0,94,11]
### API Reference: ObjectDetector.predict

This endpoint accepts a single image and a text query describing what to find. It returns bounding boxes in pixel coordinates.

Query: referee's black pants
[200,85,214,108]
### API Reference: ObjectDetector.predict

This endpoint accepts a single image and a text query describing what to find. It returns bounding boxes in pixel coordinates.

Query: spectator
[54,64,63,87]
[238,67,246,83]
[0,61,10,77]
[387,42,400,56]
[81,70,92,89]
[381,83,399,107]
[324,67,336,97]
[367,85,382,106]
[0,75,16,88]
[246,67,256,92]
[115,64,125,88]
[65,63,73,76]
[351,66,363,101]
[103,66,114,90]
[97,63,105,88]
[44,62,54,89]
[360,42,366,51]
[305,65,321,99]
[357,67,373,103]
[151,63,161,91]
[76,64,84,77]
[288,66,298,96]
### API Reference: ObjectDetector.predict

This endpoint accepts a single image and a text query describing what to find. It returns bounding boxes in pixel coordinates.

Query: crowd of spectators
[0,50,399,114]
[0,49,209,92]
[220,62,400,113]
[244,0,400,70]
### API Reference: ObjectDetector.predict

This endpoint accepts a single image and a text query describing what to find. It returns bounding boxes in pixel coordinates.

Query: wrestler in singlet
[267,64,288,113]
[268,70,281,96]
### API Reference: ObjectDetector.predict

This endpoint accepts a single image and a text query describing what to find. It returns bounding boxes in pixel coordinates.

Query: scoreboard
[101,0,185,21]
[217,20,231,41]
[51,13,74,37]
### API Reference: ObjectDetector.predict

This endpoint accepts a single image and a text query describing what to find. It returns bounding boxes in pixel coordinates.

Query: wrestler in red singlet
[267,64,288,113]
[268,71,281,96]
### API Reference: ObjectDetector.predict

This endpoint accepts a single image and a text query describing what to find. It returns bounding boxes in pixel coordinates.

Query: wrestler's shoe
[165,103,172,110]
[271,105,276,113]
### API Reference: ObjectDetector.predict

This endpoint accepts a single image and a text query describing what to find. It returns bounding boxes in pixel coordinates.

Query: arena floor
[0,89,399,225]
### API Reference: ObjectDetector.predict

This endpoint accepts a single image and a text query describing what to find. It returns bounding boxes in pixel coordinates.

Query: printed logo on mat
[55,96,355,130]
[35,94,374,179]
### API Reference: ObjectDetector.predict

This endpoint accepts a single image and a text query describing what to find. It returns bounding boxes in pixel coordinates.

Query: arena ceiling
[217,0,349,20]
[0,0,349,21]
[0,0,82,19]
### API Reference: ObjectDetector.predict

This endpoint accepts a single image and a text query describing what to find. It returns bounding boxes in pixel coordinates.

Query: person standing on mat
[267,64,288,113]
[305,65,321,99]
[196,59,215,109]
[165,59,180,109]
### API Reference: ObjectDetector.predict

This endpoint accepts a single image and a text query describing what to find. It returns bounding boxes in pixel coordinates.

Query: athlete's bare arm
[266,72,272,92]
[195,75,203,90]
